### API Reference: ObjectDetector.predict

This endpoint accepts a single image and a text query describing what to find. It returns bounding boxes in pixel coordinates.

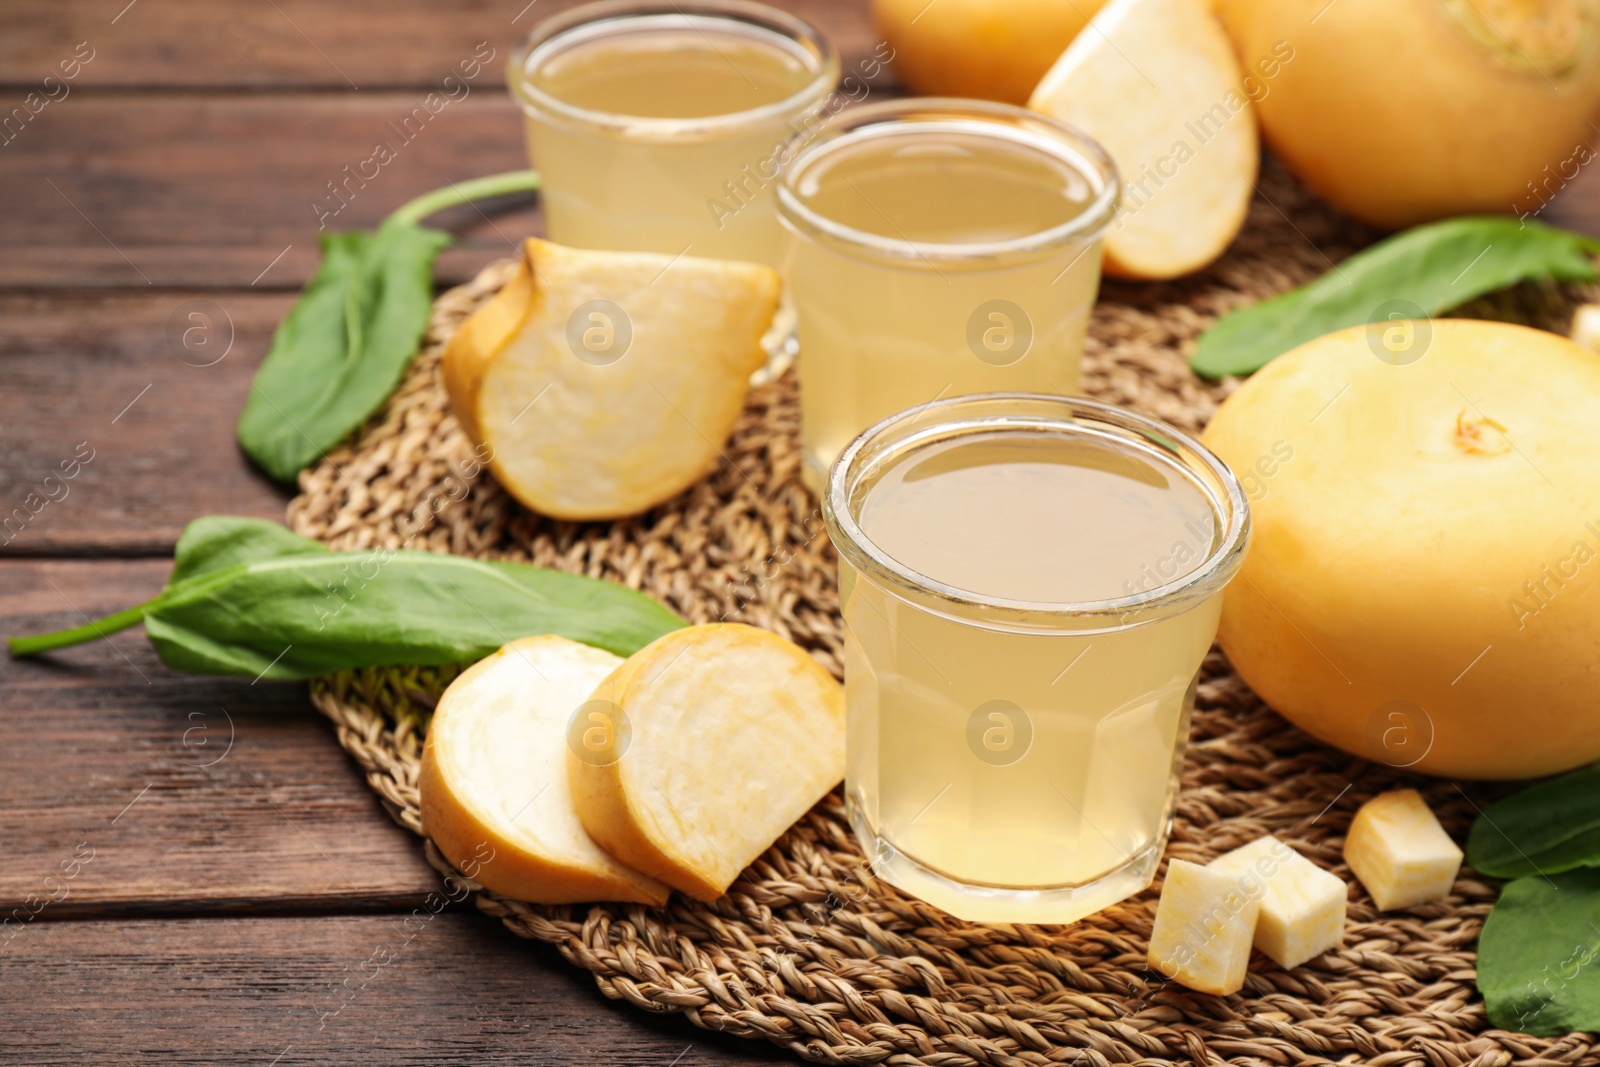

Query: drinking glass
[509,0,839,268]
[823,394,1250,923]
[778,99,1119,490]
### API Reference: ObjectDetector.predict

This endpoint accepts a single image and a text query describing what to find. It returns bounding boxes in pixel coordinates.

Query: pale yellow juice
[826,397,1248,923]
[779,103,1116,489]
[512,9,834,266]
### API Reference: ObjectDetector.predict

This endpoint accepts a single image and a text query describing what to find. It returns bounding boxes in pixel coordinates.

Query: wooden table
[4,3,1598,1062]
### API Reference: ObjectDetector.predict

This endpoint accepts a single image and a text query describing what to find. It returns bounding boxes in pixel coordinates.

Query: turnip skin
[1203,319,1600,779]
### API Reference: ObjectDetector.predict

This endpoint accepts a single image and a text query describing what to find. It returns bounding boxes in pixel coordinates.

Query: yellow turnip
[1216,0,1600,229]
[872,0,1108,104]
[1202,319,1600,779]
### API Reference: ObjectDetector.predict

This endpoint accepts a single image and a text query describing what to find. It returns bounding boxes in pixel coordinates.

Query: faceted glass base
[848,794,1169,925]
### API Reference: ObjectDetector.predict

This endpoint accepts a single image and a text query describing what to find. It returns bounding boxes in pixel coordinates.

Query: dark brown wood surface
[0,0,880,89]
[0,560,444,916]
[3,915,794,1065]
[1,94,542,289]
[3,0,1599,1062]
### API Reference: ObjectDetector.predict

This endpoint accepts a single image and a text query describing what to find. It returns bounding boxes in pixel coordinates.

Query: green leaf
[234,169,542,484]
[1468,765,1600,879]
[1191,217,1600,378]
[236,219,450,483]
[168,514,330,584]
[1478,868,1600,1035]
[10,518,685,679]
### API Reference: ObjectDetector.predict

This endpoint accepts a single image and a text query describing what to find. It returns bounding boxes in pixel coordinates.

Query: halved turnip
[1029,0,1258,280]
[419,635,670,905]
[443,239,780,521]
[568,624,845,901]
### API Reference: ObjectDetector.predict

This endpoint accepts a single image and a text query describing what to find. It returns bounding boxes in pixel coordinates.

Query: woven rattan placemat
[287,161,1598,1066]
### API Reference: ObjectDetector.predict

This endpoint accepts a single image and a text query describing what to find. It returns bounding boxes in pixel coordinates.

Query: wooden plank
[0,558,445,916]
[0,291,290,556]
[0,0,882,90]
[0,93,542,290]
[0,242,540,293]
[3,914,791,1065]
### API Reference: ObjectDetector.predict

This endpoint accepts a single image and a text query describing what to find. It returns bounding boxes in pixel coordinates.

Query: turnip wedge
[1029,0,1257,280]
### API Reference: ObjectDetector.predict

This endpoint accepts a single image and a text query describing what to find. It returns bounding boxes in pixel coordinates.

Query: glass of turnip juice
[509,0,838,268]
[777,100,1119,492]
[824,395,1250,924]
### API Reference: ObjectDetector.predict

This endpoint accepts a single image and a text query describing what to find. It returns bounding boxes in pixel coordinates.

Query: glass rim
[823,393,1251,625]
[776,98,1121,266]
[507,0,841,142]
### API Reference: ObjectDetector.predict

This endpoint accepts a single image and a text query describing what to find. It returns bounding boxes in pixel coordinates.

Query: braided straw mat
[288,160,1599,1067]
